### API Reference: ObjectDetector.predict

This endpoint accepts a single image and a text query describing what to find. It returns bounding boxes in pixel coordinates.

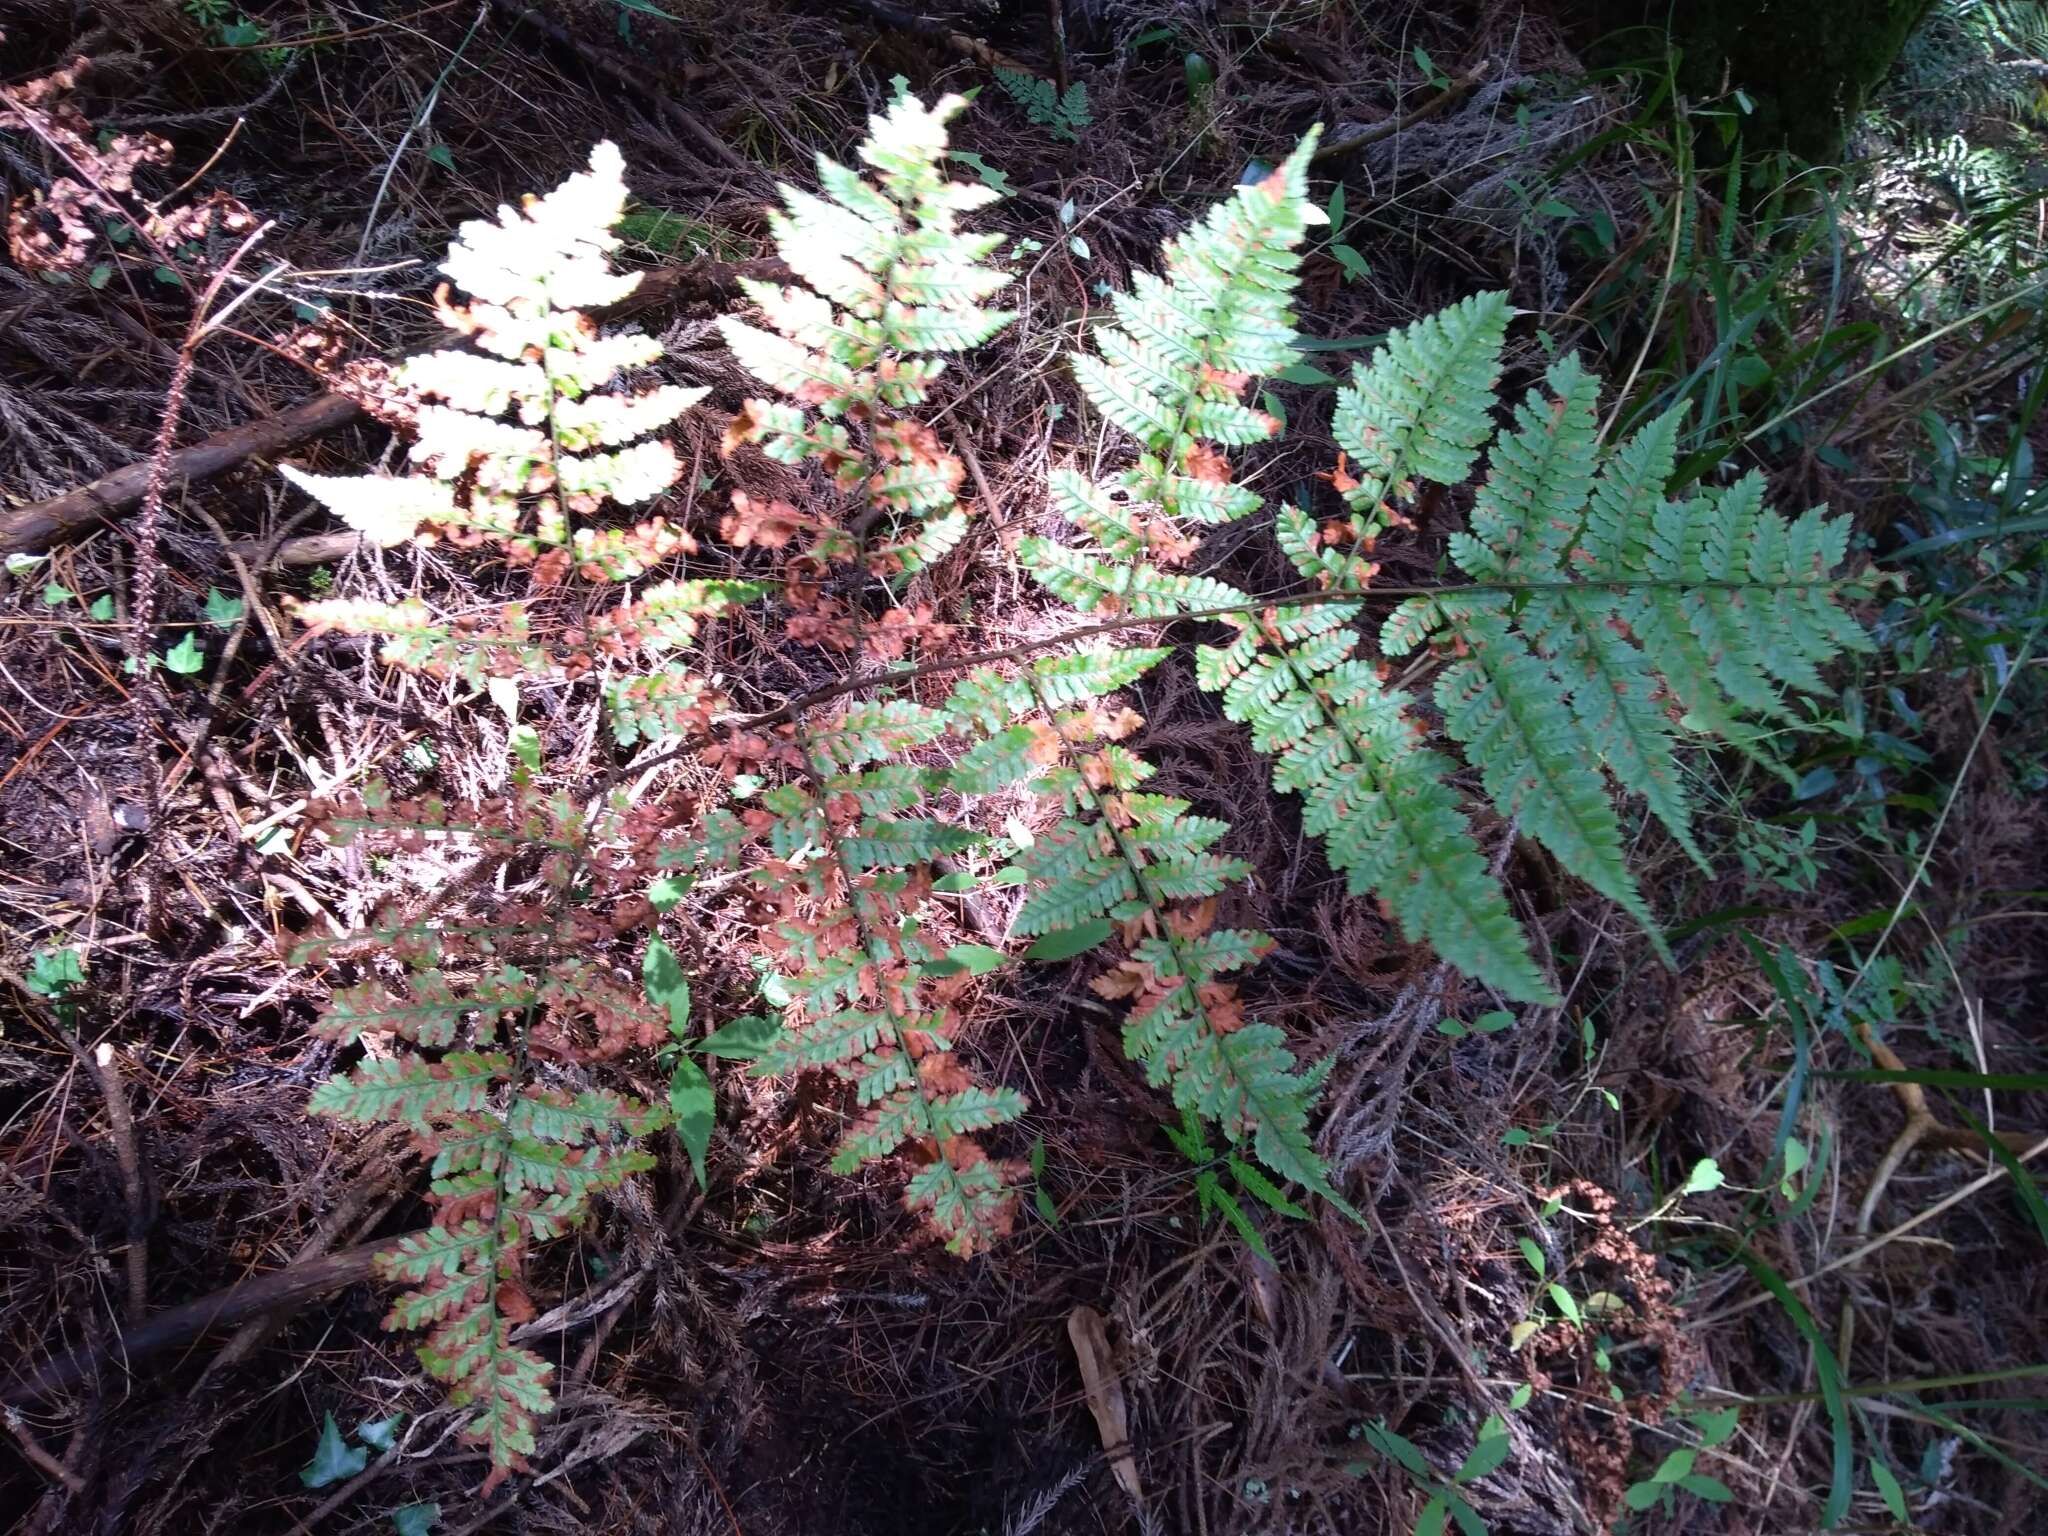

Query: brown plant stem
[1311,60,1495,164]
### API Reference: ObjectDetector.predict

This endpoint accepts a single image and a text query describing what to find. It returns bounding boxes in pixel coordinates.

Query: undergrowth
[275,93,1877,1491]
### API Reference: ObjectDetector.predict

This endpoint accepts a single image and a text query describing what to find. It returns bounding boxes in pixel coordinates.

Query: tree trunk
[1594,0,1937,159]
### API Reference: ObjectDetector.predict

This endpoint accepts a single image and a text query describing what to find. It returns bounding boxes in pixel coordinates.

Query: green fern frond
[1010,678,1336,1198]
[994,68,1090,141]
[1200,614,1554,1002]
[309,1051,509,1126]
[1056,132,1322,530]
[313,966,535,1048]
[1328,289,1511,545]
[291,597,550,682]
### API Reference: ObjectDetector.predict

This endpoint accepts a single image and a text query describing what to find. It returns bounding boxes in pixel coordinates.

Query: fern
[718,92,1014,574]
[994,68,1091,142]
[300,770,684,1488]
[1023,145,1870,1006]
[657,648,1165,1252]
[282,142,701,568]
[1009,704,1337,1199]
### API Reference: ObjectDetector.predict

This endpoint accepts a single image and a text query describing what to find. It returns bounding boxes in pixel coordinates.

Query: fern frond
[715,649,1180,1252]
[1010,673,1337,1198]
[313,966,535,1047]
[719,93,1013,567]
[290,597,550,682]
[281,143,699,565]
[309,1051,509,1126]
[1201,616,1554,1002]
[1064,132,1321,526]
[1328,289,1511,545]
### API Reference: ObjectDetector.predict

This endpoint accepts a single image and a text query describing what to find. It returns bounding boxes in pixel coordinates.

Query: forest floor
[2,3,2045,1534]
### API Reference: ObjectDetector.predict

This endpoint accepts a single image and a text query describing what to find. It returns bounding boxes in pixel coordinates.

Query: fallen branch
[0,257,783,559]
[1311,60,1494,163]
[4,1233,419,1406]
[1,390,359,559]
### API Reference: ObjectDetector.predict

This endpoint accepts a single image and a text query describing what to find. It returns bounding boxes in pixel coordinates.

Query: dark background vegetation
[2,2,2044,1533]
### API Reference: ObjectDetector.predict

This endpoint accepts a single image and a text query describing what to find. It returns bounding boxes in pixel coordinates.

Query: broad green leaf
[1869,1458,1908,1522]
[1026,918,1115,960]
[203,586,245,627]
[1652,1447,1697,1483]
[1679,1157,1725,1197]
[928,942,1009,976]
[1365,1422,1431,1479]
[643,936,692,1039]
[1446,1493,1486,1536]
[162,634,205,674]
[1547,1284,1582,1324]
[1455,1429,1509,1484]
[1518,1236,1546,1275]
[1680,1473,1734,1503]
[391,1504,440,1536]
[355,1414,401,1451]
[1691,1406,1740,1446]
[669,1054,713,1187]
[695,1013,779,1060]
[300,1411,369,1489]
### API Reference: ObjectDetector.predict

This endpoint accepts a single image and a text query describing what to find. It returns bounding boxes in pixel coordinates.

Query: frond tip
[280,141,701,569]
[718,92,1014,572]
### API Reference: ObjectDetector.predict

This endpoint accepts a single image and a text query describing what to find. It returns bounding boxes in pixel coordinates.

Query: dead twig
[87,1043,151,1328]
[1311,60,1495,164]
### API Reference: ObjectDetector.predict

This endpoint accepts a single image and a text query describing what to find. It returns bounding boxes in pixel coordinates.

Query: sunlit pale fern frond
[282,143,703,569]
[718,93,1015,573]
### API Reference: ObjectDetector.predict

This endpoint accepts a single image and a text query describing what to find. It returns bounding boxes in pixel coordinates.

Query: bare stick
[1311,61,1494,163]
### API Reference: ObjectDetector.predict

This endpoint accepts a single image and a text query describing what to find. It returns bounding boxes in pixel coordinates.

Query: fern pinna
[717,91,1014,579]
[299,768,684,1488]
[1023,153,1870,1006]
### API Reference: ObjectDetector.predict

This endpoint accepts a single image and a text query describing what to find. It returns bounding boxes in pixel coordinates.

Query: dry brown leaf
[1066,1304,1142,1502]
